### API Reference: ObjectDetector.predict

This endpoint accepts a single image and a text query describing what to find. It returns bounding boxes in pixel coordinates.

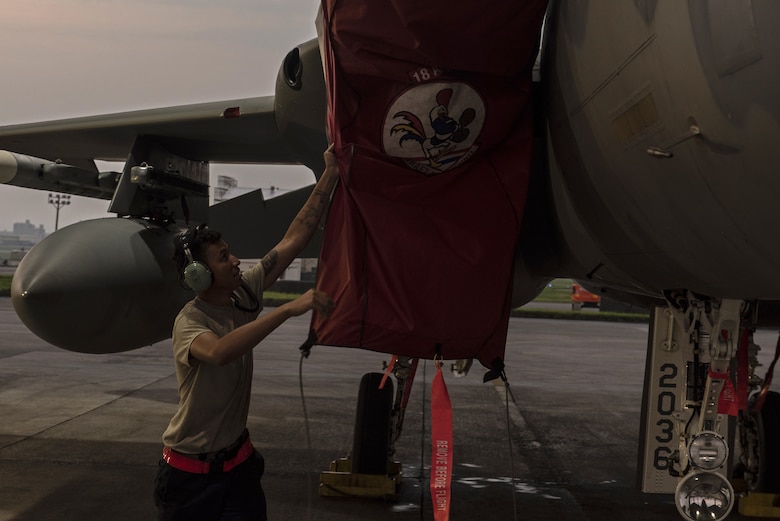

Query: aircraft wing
[0,38,327,200]
[0,95,291,167]
[0,97,295,200]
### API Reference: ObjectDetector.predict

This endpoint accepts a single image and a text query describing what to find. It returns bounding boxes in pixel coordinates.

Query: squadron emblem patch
[382,82,485,175]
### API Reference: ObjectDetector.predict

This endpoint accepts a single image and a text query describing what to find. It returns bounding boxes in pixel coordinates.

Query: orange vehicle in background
[571,281,601,311]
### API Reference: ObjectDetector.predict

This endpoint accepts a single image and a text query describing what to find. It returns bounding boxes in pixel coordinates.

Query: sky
[0,0,321,233]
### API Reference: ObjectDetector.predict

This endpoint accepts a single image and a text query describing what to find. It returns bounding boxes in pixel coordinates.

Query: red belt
[162,437,254,474]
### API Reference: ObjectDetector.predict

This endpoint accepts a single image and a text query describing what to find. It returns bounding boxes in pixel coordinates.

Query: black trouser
[154,451,267,521]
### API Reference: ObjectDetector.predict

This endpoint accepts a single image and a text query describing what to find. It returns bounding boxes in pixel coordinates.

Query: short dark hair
[172,224,222,277]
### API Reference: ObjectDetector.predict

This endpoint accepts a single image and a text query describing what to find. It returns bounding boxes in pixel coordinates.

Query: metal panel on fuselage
[545,0,780,299]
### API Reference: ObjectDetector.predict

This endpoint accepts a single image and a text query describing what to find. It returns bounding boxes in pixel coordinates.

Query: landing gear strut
[320,358,417,499]
[639,293,780,520]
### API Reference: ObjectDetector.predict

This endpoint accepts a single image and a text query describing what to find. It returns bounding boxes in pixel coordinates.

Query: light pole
[48,193,71,232]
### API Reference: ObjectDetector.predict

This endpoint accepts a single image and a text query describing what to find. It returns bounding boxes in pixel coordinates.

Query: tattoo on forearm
[261,250,279,272]
[296,186,331,231]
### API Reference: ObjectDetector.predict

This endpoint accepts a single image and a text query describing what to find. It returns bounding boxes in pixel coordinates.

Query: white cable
[299,352,313,521]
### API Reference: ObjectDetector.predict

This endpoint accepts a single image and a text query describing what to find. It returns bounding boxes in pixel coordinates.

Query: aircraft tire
[351,372,394,475]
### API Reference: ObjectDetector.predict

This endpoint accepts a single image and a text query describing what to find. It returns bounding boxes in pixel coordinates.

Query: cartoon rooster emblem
[390,87,477,171]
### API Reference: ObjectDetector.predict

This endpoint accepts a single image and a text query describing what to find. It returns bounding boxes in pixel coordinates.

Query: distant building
[213,175,293,203]
[213,175,238,202]
[0,220,47,266]
[13,220,46,242]
[276,258,318,281]
[300,258,318,282]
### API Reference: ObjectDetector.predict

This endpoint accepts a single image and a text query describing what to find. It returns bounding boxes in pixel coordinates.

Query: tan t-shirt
[162,262,264,454]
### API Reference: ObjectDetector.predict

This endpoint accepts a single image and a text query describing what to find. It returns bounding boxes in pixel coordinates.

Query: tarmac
[1,296,779,521]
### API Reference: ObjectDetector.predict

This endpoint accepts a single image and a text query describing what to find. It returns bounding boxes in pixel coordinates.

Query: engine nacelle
[11,218,192,353]
[273,38,328,174]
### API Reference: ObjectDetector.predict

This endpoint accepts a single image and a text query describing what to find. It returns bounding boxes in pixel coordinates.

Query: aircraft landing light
[688,431,728,471]
[675,472,734,521]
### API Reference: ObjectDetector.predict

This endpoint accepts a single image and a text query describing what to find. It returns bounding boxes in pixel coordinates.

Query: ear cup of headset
[183,261,213,292]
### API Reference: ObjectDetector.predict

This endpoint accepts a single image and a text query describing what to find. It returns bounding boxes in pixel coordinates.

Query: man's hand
[283,289,334,318]
[323,143,337,171]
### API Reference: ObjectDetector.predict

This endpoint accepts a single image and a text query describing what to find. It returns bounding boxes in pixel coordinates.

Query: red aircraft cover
[311,0,548,371]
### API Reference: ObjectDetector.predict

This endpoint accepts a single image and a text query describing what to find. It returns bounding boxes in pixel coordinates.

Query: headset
[179,224,213,293]
[178,225,260,313]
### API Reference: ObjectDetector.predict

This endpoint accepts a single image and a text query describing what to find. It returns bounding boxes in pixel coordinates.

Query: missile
[0,149,117,198]
[11,217,193,354]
